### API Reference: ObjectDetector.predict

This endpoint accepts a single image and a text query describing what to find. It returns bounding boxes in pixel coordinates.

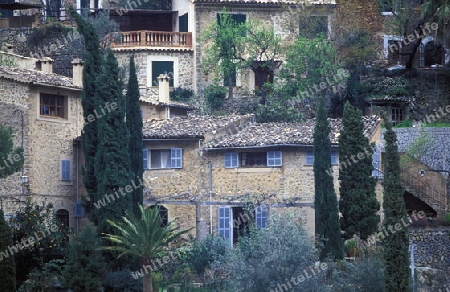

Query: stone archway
[419,36,449,67]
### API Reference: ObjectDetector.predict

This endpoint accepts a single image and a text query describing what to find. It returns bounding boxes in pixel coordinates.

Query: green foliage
[314,99,344,261]
[62,226,106,291]
[344,238,357,256]
[359,77,412,98]
[17,259,65,292]
[204,84,227,110]
[186,235,228,282]
[103,205,191,292]
[255,97,303,123]
[339,30,376,72]
[170,87,195,102]
[10,199,70,287]
[339,102,380,240]
[421,0,450,47]
[103,269,143,292]
[0,209,16,291]
[94,49,133,236]
[0,55,17,67]
[126,56,144,218]
[331,252,385,291]
[383,118,410,291]
[394,119,413,128]
[27,22,72,48]
[69,7,102,228]
[0,125,24,179]
[445,212,450,223]
[213,213,328,292]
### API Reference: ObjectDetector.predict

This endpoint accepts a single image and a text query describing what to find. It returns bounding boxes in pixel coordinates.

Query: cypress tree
[68,8,102,226]
[0,209,16,291]
[339,102,380,240]
[313,98,344,261]
[94,49,133,235]
[125,56,144,217]
[62,226,106,291]
[383,119,409,291]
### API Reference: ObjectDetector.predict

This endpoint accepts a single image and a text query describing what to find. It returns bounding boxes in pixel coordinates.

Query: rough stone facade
[0,67,83,231]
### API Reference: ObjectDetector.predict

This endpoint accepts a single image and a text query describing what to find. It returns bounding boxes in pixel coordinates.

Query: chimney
[37,57,54,73]
[158,74,170,104]
[6,44,13,54]
[71,58,84,87]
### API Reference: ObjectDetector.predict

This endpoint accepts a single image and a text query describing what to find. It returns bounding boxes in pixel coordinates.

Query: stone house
[140,113,382,243]
[0,51,83,231]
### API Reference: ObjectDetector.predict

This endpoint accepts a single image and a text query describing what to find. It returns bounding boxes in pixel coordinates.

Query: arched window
[149,205,168,227]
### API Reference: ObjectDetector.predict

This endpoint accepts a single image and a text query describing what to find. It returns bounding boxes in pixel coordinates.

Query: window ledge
[146,168,177,173]
[380,12,394,16]
[37,116,70,124]
[60,181,73,186]
[236,167,277,173]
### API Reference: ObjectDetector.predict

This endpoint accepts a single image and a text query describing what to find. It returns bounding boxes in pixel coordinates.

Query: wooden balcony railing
[112,31,192,48]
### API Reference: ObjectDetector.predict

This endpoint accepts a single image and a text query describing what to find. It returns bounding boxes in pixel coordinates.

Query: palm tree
[103,205,191,292]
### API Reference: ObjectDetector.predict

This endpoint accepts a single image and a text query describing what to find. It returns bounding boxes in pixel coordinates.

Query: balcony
[111,31,192,49]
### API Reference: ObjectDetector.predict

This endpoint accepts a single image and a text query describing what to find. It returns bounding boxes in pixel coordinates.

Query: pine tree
[313,98,344,261]
[68,8,102,225]
[125,56,144,217]
[62,226,107,291]
[94,49,134,235]
[339,102,380,240]
[383,119,409,291]
[0,209,16,291]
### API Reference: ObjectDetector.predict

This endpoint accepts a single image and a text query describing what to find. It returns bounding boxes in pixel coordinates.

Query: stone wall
[410,228,450,290]
[0,77,83,228]
[114,49,194,101]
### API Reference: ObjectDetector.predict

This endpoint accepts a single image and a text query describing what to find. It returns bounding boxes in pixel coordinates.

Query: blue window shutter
[255,205,267,229]
[331,149,338,165]
[171,148,183,168]
[372,144,380,177]
[61,160,71,181]
[267,151,282,167]
[74,203,85,218]
[306,149,314,165]
[218,207,232,246]
[225,152,238,168]
[143,149,149,170]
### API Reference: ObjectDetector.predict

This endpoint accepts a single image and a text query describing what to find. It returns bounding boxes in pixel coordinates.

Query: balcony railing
[112,31,192,48]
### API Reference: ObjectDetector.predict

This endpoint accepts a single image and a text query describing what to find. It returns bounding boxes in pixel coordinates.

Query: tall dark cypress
[69,8,102,225]
[126,56,144,217]
[94,49,133,235]
[313,98,344,261]
[0,209,16,291]
[339,102,380,240]
[383,119,409,291]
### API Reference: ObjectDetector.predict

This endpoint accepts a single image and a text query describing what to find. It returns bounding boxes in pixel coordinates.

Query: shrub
[204,84,227,110]
[170,87,194,102]
[394,120,413,128]
[444,213,450,226]
[345,238,357,257]
[213,213,328,292]
[103,269,143,292]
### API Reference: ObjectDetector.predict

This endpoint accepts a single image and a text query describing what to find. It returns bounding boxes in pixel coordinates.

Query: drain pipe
[199,142,213,236]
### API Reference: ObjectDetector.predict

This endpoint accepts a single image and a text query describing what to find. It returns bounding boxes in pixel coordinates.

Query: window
[40,93,65,118]
[255,205,267,229]
[306,149,314,165]
[56,209,69,246]
[391,107,404,126]
[225,152,239,168]
[299,16,328,38]
[267,151,282,167]
[61,160,71,181]
[241,152,266,167]
[149,205,168,227]
[331,149,338,165]
[143,148,183,169]
[217,13,246,27]
[152,61,174,87]
[218,206,232,246]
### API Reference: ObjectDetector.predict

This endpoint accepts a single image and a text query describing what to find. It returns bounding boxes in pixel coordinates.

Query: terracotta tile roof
[142,115,254,139]
[193,0,335,5]
[139,96,197,110]
[0,66,81,89]
[205,115,381,148]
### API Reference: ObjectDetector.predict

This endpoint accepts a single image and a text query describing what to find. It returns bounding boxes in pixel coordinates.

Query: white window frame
[306,149,314,165]
[147,55,179,88]
[225,152,239,168]
[61,159,71,181]
[383,35,403,58]
[143,148,183,169]
[218,206,232,247]
[267,151,282,167]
